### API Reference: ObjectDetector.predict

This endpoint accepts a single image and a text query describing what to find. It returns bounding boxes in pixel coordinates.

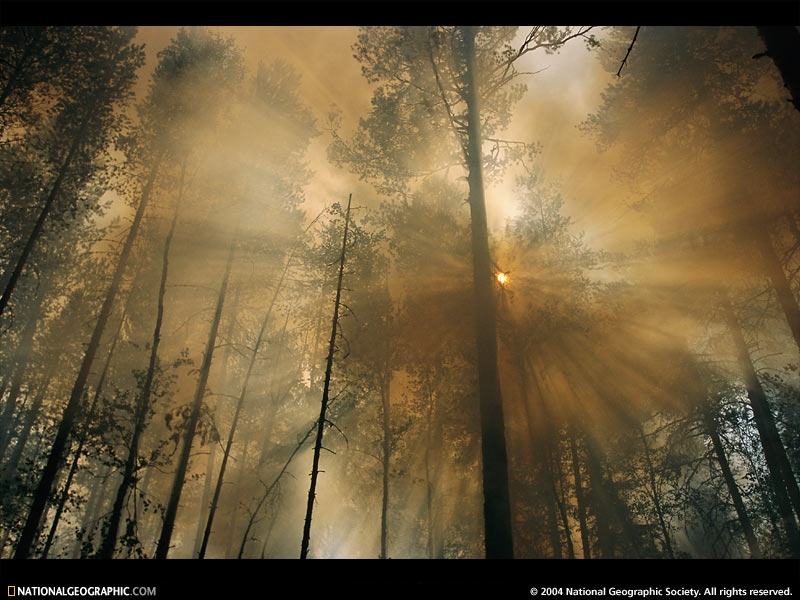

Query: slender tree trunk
[379,372,391,559]
[584,439,617,558]
[14,150,164,559]
[756,27,800,112]
[99,159,186,559]
[73,466,113,558]
[460,26,514,559]
[155,232,236,559]
[424,388,438,559]
[518,355,562,558]
[552,454,575,559]
[223,438,249,558]
[638,425,674,558]
[753,225,800,355]
[3,371,52,474]
[193,284,239,556]
[41,304,127,558]
[300,194,352,560]
[0,288,44,457]
[238,419,318,559]
[722,295,800,556]
[199,251,292,558]
[703,412,762,558]
[569,435,591,559]
[0,109,94,319]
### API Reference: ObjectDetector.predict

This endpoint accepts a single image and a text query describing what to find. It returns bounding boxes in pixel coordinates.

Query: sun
[496,271,510,287]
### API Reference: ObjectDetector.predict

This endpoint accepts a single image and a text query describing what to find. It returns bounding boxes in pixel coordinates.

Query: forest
[0,25,799,560]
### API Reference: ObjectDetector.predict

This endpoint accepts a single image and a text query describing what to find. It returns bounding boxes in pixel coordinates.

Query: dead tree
[300,194,352,559]
[155,231,237,559]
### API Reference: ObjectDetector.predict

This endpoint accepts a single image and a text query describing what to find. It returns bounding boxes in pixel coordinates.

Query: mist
[1,25,799,560]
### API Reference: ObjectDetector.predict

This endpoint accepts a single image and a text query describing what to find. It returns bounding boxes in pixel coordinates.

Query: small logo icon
[8,586,16,597]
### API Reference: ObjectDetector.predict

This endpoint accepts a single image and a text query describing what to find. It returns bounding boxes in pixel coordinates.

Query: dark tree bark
[72,466,114,558]
[702,410,762,558]
[300,194,351,560]
[2,370,53,474]
[637,425,675,558]
[238,419,317,559]
[460,25,514,560]
[520,357,562,559]
[569,435,591,559]
[0,287,45,458]
[193,287,239,556]
[552,453,575,559]
[155,232,237,559]
[379,372,391,559]
[753,225,800,355]
[99,159,186,559]
[14,151,164,559]
[40,303,127,558]
[756,27,800,112]
[722,295,800,556]
[198,252,292,558]
[0,109,94,319]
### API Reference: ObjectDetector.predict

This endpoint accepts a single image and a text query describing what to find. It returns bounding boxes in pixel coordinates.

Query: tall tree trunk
[552,452,575,559]
[300,194,351,560]
[460,25,514,559]
[753,225,800,355]
[379,372,391,559]
[73,466,114,558]
[155,231,236,559]
[569,435,591,559]
[756,27,800,112]
[198,251,292,558]
[424,387,440,559]
[518,354,562,558]
[193,287,240,557]
[99,159,186,559]
[722,295,800,556]
[14,150,164,559]
[0,287,44,457]
[637,425,674,558]
[584,439,617,558]
[702,411,762,558]
[40,303,127,558]
[3,370,53,474]
[0,108,94,319]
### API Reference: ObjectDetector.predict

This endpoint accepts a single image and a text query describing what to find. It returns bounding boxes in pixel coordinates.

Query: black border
[0,1,798,26]
[0,1,799,596]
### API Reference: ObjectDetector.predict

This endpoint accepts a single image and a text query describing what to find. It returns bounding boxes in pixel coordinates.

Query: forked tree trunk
[155,232,236,559]
[300,194,351,559]
[14,150,165,559]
